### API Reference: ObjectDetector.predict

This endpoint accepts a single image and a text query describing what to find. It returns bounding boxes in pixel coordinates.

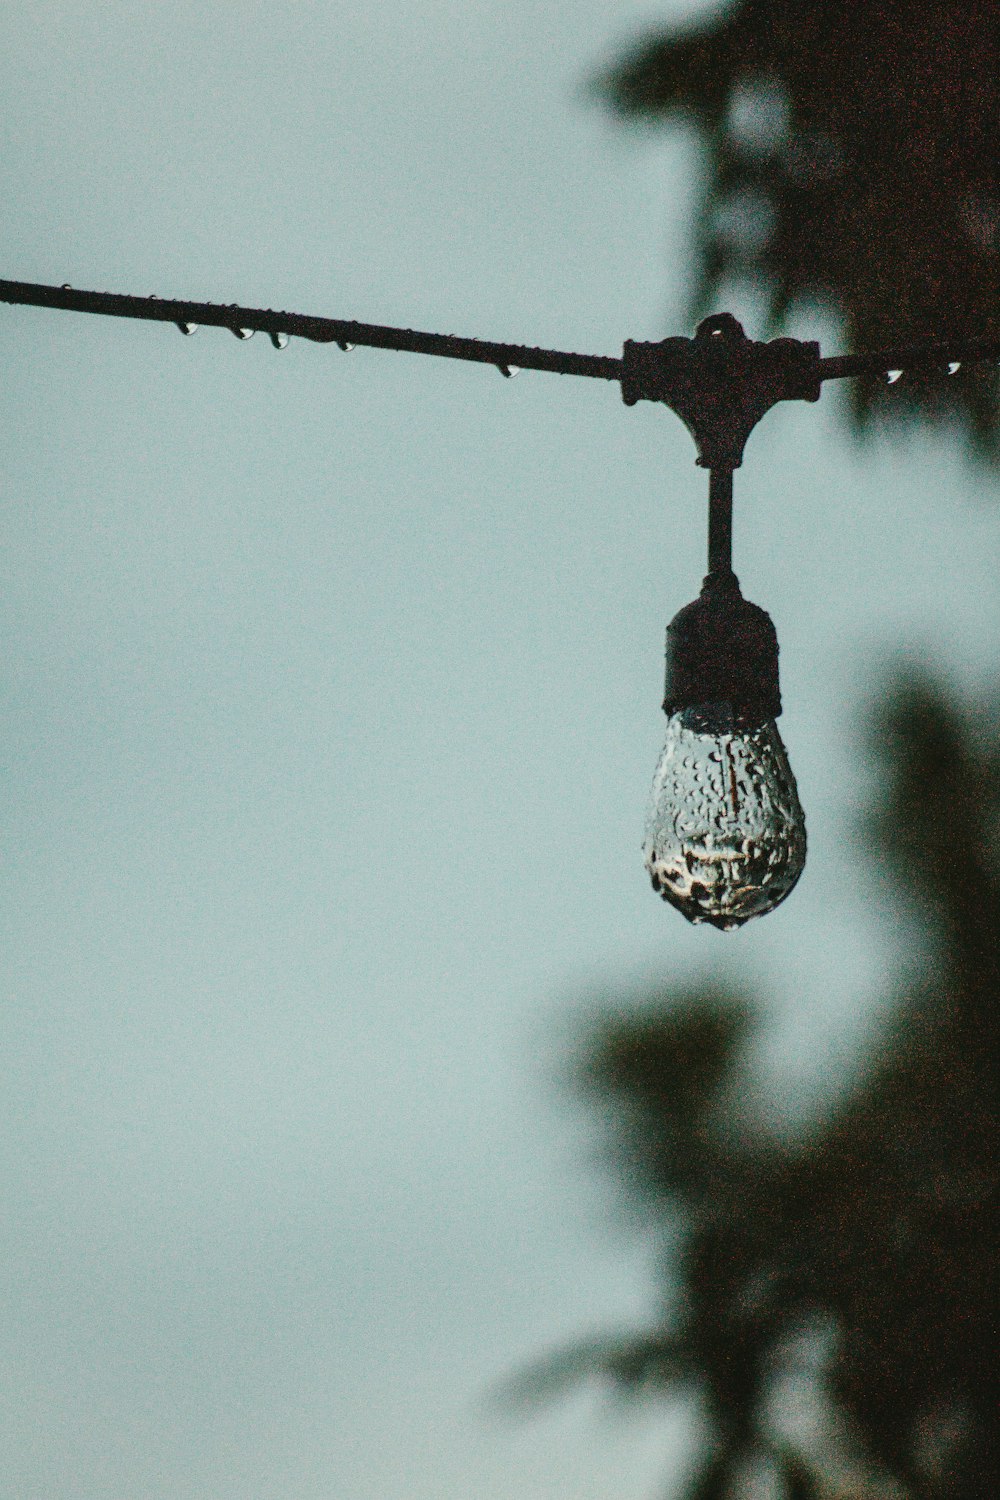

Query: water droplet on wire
[61,283,72,290]
[497,364,520,378]
[948,361,961,375]
[337,341,354,352]
[269,331,289,350]
[886,369,903,384]
[233,327,254,340]
[177,322,198,336]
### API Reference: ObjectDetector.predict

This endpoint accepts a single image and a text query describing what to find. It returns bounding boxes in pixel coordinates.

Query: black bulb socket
[663,570,782,726]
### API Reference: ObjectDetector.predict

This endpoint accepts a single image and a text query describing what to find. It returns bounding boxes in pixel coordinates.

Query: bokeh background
[0,3,996,1498]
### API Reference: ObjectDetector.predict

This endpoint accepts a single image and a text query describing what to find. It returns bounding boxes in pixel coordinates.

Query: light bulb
[643,570,806,929]
[644,703,805,928]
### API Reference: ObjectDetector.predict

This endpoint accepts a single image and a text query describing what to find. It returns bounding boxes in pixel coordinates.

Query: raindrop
[61,283,71,290]
[337,341,354,352]
[269,331,289,350]
[886,369,903,384]
[177,322,198,336]
[948,361,961,375]
[233,327,255,340]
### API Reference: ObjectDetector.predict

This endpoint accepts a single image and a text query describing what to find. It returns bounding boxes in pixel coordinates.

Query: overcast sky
[1,4,998,1499]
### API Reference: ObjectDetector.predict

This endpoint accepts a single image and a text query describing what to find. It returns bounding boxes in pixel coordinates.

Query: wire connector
[621,314,821,469]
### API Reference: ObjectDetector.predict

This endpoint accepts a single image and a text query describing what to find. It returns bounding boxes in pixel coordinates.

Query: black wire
[0,278,621,382]
[819,337,1000,380]
[707,469,734,575]
[2,275,998,385]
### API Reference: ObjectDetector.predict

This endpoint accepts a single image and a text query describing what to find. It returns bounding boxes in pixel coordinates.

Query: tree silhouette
[593,0,1000,456]
[513,671,998,1498]
[509,14,998,1492]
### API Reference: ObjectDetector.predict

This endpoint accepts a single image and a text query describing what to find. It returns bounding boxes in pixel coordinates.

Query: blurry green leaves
[580,1000,748,1111]
[593,1,1000,457]
[573,993,755,1203]
[687,1453,734,1500]
[519,665,999,1498]
[498,1330,687,1410]
[867,671,999,922]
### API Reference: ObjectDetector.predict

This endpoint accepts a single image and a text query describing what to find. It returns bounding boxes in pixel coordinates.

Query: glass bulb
[643,702,806,930]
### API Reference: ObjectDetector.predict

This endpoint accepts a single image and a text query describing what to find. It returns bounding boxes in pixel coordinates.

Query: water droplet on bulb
[176,322,198,336]
[886,369,903,384]
[269,331,289,350]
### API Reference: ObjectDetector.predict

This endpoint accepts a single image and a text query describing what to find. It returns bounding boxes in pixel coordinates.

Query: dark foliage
[516,673,999,1498]
[593,0,1000,456]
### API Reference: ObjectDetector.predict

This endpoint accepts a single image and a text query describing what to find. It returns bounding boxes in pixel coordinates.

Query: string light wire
[3,276,1000,388]
[0,278,619,382]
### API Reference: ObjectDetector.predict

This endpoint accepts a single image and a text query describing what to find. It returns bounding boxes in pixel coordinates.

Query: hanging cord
[707,469,734,576]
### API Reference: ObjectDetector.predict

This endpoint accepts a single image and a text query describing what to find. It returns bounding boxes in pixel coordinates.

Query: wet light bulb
[644,703,805,928]
[643,570,806,929]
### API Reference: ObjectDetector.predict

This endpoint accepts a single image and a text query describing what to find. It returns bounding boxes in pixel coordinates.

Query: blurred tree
[515,9,1000,1493]
[593,0,1000,455]
[513,672,998,1498]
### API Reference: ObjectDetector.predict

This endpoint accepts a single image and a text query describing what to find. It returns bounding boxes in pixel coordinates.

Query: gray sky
[1,4,998,1499]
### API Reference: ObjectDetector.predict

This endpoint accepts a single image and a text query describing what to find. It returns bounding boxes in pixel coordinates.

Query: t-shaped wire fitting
[621,313,822,469]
